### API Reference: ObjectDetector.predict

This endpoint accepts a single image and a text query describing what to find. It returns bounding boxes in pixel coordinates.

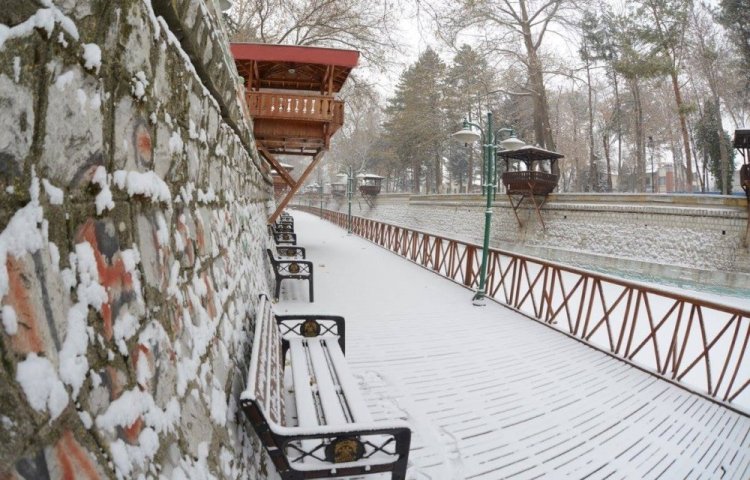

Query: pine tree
[695,100,735,192]
[383,48,448,193]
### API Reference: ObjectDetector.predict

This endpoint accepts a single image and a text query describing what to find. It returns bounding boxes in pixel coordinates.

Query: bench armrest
[275,315,345,353]
[272,259,313,276]
[271,422,411,472]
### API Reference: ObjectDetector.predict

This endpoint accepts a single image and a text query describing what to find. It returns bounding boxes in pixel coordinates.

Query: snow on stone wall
[305,193,750,282]
[1,0,274,478]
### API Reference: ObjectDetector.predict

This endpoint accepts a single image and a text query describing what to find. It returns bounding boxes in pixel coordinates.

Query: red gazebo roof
[231,43,360,93]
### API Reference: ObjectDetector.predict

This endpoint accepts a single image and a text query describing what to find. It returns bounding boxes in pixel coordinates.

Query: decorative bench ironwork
[241,296,411,479]
[270,225,298,246]
[279,213,294,228]
[274,222,295,233]
[272,242,306,260]
[267,248,314,302]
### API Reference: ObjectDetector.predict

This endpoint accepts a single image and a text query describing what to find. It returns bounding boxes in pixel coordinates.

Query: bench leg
[275,277,282,301]
[392,429,411,480]
[308,278,314,302]
[392,459,408,480]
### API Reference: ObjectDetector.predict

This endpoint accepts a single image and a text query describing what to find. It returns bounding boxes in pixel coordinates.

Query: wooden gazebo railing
[502,171,558,195]
[297,206,750,415]
[246,92,344,126]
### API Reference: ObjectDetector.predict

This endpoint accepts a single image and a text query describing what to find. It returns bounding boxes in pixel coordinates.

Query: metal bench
[269,225,298,246]
[274,222,294,233]
[279,213,294,228]
[272,242,306,260]
[266,248,314,302]
[241,296,411,479]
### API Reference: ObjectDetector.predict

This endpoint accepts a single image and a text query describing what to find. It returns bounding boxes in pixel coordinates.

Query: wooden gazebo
[734,129,750,243]
[736,129,750,199]
[231,43,359,223]
[499,146,564,229]
[357,173,384,196]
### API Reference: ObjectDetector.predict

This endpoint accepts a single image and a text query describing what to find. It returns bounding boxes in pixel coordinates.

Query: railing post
[465,246,475,287]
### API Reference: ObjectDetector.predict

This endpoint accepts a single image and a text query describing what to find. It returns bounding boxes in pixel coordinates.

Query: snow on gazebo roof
[497,145,564,162]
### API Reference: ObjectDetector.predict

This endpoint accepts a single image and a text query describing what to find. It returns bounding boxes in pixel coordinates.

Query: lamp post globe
[451,126,481,144]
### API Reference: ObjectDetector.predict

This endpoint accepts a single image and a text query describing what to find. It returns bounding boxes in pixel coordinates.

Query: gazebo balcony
[502,171,559,195]
[246,91,344,154]
[246,91,344,125]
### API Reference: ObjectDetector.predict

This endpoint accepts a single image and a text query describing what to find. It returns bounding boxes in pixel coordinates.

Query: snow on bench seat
[240,295,411,479]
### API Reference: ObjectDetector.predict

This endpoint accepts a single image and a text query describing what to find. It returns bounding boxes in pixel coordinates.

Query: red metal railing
[298,207,750,413]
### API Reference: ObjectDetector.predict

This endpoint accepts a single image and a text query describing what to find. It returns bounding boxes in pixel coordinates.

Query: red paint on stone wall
[132,344,154,390]
[120,417,144,445]
[54,430,101,480]
[195,215,206,255]
[135,125,153,167]
[176,213,195,266]
[76,220,136,340]
[5,256,44,354]
[202,272,217,319]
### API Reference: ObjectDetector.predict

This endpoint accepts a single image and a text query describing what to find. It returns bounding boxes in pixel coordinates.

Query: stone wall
[298,192,750,290]
[1,0,275,478]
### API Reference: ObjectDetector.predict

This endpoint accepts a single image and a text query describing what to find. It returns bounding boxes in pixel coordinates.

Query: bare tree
[637,0,695,192]
[226,0,405,69]
[425,0,584,154]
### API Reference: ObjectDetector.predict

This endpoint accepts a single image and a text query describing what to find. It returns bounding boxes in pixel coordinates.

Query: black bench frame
[241,296,411,479]
[270,225,298,246]
[266,249,314,302]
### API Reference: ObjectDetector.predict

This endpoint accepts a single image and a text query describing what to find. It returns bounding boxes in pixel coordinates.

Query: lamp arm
[463,119,486,140]
[494,127,516,139]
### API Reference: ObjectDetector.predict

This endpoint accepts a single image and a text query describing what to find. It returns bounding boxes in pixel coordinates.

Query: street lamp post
[452,114,524,305]
[648,136,656,193]
[318,167,324,218]
[347,165,353,234]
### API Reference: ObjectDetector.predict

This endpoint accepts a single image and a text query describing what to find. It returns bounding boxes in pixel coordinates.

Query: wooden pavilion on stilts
[734,129,750,245]
[499,146,564,230]
[230,43,359,224]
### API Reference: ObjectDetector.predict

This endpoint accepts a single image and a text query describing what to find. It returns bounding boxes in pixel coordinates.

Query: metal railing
[299,206,750,413]
[246,92,344,126]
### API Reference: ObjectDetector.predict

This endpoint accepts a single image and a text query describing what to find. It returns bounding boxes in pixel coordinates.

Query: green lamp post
[452,113,525,305]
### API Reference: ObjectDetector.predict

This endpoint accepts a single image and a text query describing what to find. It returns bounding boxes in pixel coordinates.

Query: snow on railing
[301,207,750,414]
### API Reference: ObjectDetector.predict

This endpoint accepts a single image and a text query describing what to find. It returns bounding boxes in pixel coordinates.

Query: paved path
[276,211,750,480]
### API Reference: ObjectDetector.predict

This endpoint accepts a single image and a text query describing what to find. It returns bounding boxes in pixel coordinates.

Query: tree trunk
[435,151,443,194]
[613,70,623,179]
[585,50,597,191]
[519,0,556,154]
[631,78,646,192]
[603,134,613,191]
[670,71,694,192]
[412,160,421,193]
[717,111,730,194]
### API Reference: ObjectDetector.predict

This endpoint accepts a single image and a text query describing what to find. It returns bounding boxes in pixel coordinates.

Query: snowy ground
[274,211,750,480]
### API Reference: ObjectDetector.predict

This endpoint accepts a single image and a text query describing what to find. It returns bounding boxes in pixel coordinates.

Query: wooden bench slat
[326,339,373,423]
[308,339,348,426]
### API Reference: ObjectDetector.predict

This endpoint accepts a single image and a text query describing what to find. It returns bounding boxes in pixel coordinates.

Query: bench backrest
[273,222,294,233]
[246,296,285,425]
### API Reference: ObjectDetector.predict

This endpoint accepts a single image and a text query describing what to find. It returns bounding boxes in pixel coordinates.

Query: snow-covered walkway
[274,211,750,480]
